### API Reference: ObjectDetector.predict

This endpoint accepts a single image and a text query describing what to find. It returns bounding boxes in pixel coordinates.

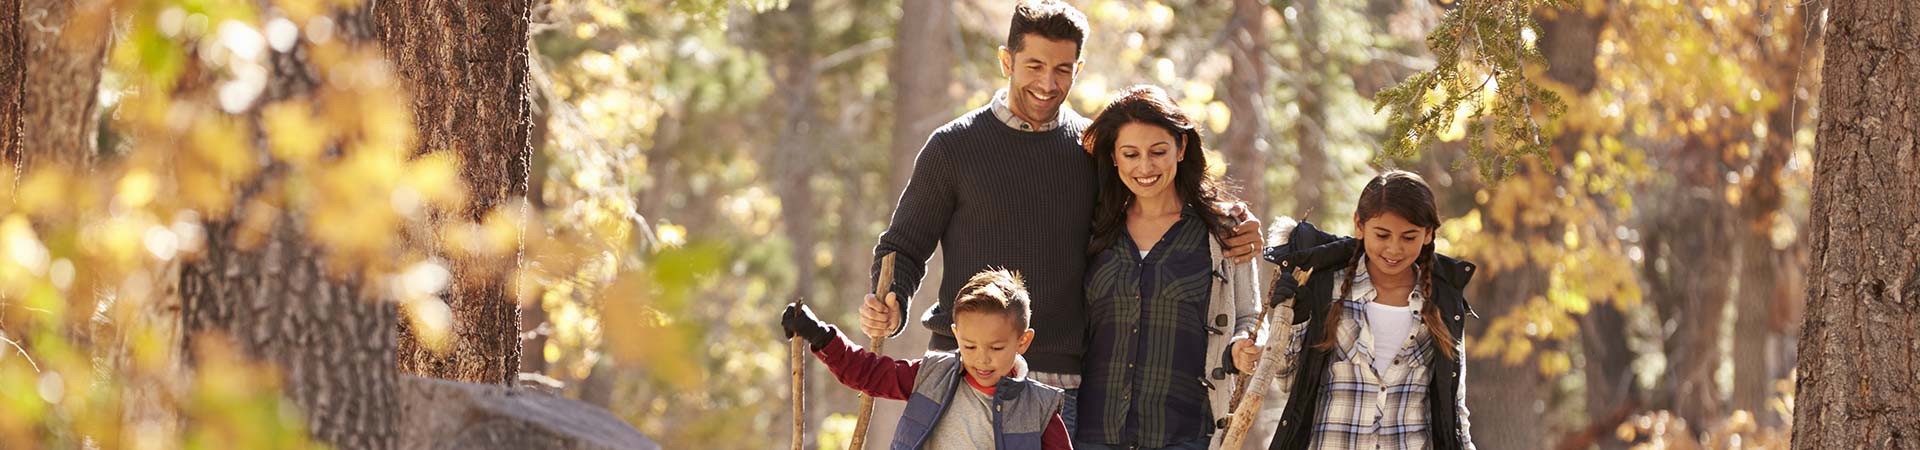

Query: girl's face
[1112,122,1183,201]
[1358,211,1433,279]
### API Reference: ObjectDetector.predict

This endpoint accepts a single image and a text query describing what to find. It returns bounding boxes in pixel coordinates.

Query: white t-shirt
[1364,301,1416,375]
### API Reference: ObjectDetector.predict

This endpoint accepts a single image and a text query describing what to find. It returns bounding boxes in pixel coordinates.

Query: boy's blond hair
[949,268,1032,330]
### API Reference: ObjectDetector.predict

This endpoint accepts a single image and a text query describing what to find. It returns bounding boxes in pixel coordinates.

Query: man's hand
[1219,202,1266,264]
[858,292,901,339]
[1232,338,1262,374]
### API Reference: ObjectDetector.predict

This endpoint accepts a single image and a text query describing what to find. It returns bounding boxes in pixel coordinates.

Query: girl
[1254,170,1478,450]
[1076,85,1262,450]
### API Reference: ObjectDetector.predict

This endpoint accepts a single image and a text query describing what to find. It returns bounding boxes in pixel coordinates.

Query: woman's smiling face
[1112,121,1182,200]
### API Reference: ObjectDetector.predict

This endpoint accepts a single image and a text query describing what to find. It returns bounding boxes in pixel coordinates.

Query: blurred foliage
[0,0,1821,449]
[1375,0,1567,177]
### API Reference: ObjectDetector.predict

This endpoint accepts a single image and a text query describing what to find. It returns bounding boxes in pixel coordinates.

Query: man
[861,0,1265,433]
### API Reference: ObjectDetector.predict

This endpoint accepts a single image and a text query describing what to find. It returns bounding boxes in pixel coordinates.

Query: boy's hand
[858,292,901,339]
[782,303,833,349]
[1232,339,1262,374]
[1218,202,1266,264]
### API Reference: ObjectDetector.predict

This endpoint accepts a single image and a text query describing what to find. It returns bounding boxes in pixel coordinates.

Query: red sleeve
[813,326,920,401]
[1042,412,1073,450]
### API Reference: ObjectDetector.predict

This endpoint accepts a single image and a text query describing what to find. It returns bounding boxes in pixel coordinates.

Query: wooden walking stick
[848,252,896,450]
[1220,267,1311,450]
[1228,303,1272,413]
[791,296,808,450]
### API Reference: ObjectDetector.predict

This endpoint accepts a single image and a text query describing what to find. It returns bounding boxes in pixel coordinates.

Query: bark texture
[1791,0,1920,447]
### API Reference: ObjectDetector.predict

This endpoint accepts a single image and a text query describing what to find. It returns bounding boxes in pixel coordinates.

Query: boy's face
[950,311,1034,387]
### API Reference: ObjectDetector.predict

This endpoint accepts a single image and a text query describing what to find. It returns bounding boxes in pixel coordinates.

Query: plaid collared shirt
[1274,261,1478,450]
[989,88,1070,132]
[1079,207,1215,448]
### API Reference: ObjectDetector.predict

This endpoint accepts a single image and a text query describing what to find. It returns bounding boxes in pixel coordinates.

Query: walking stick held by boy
[790,295,808,450]
[848,252,895,450]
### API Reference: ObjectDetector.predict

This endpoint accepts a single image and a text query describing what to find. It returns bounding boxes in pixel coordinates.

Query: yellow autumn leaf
[116,169,159,209]
[403,151,467,210]
[601,274,699,388]
[263,101,329,164]
[16,167,73,216]
[191,117,257,180]
[275,0,327,21]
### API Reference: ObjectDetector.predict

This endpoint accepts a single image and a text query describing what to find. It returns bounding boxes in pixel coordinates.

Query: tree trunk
[16,0,108,170]
[867,4,955,442]
[1225,0,1270,211]
[771,0,818,306]
[1650,185,1734,431]
[182,220,402,450]
[1464,262,1547,449]
[765,1,821,447]
[520,79,551,378]
[178,6,400,450]
[1457,6,1609,448]
[374,0,532,384]
[1282,0,1327,216]
[887,0,953,192]
[1790,0,1920,447]
[1732,5,1817,427]
[1,0,19,165]
[1578,303,1635,450]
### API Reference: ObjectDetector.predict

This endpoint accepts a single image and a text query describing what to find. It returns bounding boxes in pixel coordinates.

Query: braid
[1418,242,1459,360]
[1314,241,1367,351]
[1418,242,1436,302]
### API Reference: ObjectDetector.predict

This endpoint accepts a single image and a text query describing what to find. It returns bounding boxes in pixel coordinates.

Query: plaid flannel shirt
[1273,264,1477,450]
[1079,208,1216,447]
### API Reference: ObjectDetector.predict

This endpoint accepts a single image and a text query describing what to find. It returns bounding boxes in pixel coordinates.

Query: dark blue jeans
[1061,388,1079,438]
[1072,433,1212,450]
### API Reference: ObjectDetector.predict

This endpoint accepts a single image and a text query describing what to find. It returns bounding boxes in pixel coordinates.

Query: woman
[1075,85,1263,450]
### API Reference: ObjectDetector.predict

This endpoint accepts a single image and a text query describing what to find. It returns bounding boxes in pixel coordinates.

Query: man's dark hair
[1006,0,1089,56]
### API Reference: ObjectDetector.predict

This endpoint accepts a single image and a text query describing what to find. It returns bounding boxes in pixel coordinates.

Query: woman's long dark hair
[1082,85,1239,255]
[1313,170,1459,361]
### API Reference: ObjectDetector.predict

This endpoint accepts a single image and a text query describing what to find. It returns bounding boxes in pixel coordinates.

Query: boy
[783,268,1071,449]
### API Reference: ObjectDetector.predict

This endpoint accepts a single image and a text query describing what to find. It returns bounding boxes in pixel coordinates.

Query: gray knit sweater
[872,105,1095,375]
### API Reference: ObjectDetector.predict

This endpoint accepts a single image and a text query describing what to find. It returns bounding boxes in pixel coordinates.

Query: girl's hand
[1232,339,1262,374]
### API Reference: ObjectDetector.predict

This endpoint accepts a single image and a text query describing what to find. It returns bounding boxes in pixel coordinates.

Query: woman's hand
[1232,338,1262,374]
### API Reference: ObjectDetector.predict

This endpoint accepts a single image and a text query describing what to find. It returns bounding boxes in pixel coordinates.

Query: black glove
[782,303,835,351]
[1268,267,1301,309]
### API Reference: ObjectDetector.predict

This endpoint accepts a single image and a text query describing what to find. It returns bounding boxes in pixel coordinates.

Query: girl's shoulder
[1430,253,1478,290]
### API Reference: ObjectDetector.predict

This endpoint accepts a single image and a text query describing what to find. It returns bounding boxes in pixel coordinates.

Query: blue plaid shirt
[1079,207,1216,447]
